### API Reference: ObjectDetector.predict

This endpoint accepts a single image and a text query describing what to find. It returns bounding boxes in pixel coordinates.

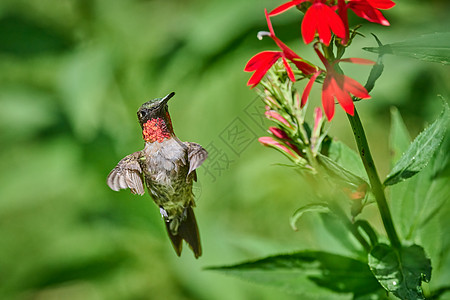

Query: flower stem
[329,201,372,253]
[347,108,401,250]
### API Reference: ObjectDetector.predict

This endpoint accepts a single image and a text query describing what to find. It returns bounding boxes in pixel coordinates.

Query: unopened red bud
[269,127,289,139]
[265,110,293,129]
[258,136,298,159]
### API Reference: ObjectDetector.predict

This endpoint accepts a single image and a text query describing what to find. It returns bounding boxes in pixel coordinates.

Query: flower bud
[265,110,293,129]
[258,136,298,159]
[269,126,289,139]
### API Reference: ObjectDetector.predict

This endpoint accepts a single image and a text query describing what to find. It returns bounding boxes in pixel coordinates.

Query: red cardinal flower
[270,0,346,46]
[301,45,375,121]
[347,0,395,26]
[245,51,292,88]
[245,9,316,87]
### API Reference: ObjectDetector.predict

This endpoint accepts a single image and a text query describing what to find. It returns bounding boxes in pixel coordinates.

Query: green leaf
[389,107,412,166]
[354,220,378,248]
[368,244,431,300]
[389,134,450,294]
[384,102,449,186]
[207,251,382,299]
[326,140,367,180]
[364,34,385,94]
[317,153,368,190]
[290,203,330,231]
[363,32,450,65]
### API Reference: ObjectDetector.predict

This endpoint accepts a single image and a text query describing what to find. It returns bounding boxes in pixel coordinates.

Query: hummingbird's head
[137,92,175,143]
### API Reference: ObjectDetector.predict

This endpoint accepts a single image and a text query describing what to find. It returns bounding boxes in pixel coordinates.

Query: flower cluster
[259,110,303,161]
[256,67,327,170]
[245,0,394,121]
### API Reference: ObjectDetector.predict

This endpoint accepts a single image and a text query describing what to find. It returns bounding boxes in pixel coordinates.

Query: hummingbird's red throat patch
[142,118,171,143]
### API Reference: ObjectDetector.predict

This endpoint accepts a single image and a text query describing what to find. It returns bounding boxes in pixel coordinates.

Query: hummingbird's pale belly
[142,139,195,230]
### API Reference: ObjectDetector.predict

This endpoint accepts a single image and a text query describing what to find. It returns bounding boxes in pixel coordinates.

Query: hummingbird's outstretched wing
[107,151,145,195]
[185,142,208,178]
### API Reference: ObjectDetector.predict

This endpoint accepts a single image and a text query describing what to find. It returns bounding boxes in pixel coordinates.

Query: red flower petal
[331,75,355,116]
[264,9,317,75]
[338,57,376,65]
[302,3,346,46]
[245,51,282,87]
[269,0,307,16]
[367,0,395,9]
[337,0,349,45]
[281,56,296,82]
[264,9,276,37]
[245,51,280,71]
[301,70,322,107]
[322,75,336,121]
[292,58,317,76]
[343,75,371,99]
[348,0,390,26]
[316,12,332,45]
[301,4,318,44]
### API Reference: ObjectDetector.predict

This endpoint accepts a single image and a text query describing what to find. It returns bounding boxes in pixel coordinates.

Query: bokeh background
[0,0,449,299]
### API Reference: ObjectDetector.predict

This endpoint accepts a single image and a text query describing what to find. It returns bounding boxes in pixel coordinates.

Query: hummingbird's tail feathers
[165,207,202,258]
[165,222,183,256]
[179,206,202,258]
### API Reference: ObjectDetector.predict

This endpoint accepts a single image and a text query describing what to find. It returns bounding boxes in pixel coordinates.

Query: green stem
[347,108,401,250]
[329,202,372,253]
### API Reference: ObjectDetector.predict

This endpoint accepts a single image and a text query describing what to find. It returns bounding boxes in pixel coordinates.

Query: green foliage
[290,203,330,231]
[388,109,450,295]
[317,153,368,190]
[363,34,385,94]
[325,140,367,180]
[208,251,383,299]
[363,33,450,65]
[368,244,431,300]
[388,107,412,165]
[384,102,449,186]
[1,0,449,299]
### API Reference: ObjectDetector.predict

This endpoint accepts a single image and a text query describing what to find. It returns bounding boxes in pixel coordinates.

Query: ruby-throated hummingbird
[107,92,208,258]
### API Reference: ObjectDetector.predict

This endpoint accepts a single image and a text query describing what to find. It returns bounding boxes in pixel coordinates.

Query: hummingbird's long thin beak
[160,92,175,105]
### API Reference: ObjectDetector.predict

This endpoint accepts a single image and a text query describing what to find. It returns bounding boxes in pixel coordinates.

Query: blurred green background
[0,0,449,299]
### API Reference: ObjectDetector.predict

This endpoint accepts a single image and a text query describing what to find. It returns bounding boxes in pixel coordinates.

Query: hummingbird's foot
[160,207,169,219]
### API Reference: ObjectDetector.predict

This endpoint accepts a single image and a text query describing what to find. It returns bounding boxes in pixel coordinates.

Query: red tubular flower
[245,9,317,87]
[270,0,346,46]
[347,0,395,26]
[302,45,375,121]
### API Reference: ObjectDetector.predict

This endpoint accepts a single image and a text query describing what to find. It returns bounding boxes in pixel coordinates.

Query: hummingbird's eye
[139,110,147,118]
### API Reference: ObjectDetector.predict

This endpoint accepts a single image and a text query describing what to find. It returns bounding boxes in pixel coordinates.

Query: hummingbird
[107,92,208,258]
